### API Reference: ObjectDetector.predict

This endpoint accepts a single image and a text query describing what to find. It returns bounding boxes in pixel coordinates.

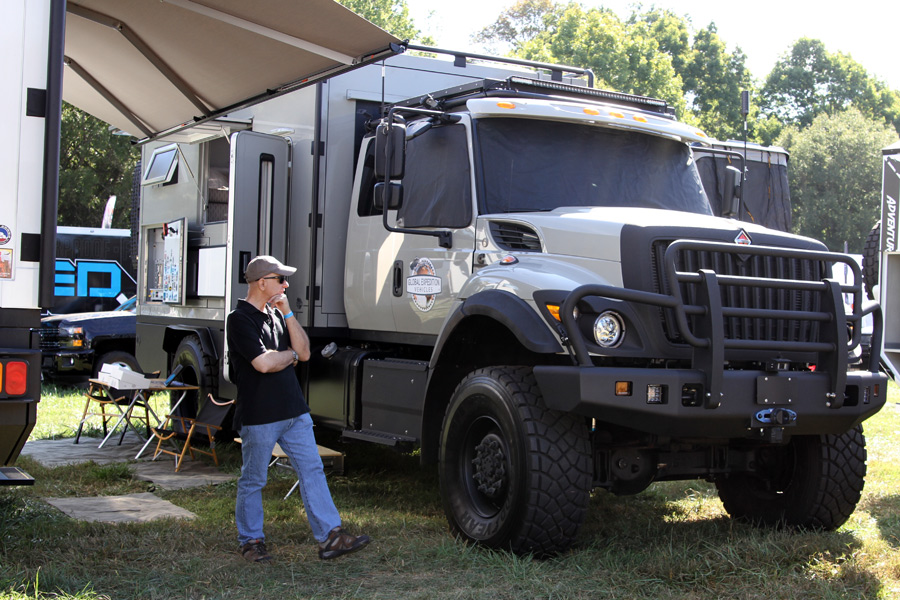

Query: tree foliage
[780,108,897,252]
[337,0,427,42]
[58,102,139,228]
[760,38,900,137]
[476,3,753,140]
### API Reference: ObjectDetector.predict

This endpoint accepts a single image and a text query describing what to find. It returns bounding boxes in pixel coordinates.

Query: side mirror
[722,165,742,217]
[374,121,406,179]
[373,182,404,211]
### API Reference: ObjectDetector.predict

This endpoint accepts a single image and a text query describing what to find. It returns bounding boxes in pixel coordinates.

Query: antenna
[740,90,750,221]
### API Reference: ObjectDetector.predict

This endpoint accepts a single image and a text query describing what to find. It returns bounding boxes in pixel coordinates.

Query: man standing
[226,255,369,562]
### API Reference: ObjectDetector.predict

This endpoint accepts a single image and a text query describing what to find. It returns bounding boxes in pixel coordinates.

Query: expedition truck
[0,0,65,485]
[133,48,887,555]
[865,141,900,381]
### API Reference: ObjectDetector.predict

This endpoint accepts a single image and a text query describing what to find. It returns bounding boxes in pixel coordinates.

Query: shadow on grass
[866,493,900,549]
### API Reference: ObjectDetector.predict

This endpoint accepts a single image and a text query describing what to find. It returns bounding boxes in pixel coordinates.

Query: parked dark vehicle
[39,296,137,381]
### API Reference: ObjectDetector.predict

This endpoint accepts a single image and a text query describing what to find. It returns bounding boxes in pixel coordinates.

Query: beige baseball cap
[244,255,296,282]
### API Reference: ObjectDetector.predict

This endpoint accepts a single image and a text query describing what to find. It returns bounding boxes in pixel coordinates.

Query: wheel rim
[460,411,511,518]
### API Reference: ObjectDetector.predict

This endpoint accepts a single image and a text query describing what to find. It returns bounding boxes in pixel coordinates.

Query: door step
[341,429,416,447]
[0,466,35,486]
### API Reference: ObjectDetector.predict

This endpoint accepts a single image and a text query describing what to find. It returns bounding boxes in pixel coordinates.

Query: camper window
[204,137,231,223]
[142,144,178,186]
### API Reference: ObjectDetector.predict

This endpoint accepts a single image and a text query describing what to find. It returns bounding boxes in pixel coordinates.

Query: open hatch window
[141,144,178,186]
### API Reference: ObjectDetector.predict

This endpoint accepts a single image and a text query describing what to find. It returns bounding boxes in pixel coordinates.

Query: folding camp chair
[150,393,234,471]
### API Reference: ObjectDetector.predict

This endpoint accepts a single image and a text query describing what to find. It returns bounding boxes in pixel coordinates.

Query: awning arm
[63,55,154,137]
[162,0,357,65]
[67,2,213,116]
[136,41,406,144]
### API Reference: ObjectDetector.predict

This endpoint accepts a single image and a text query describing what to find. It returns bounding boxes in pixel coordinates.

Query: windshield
[475,118,712,216]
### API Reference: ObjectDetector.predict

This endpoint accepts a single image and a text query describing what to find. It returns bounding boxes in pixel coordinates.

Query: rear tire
[439,366,592,556]
[172,335,217,418]
[716,425,866,530]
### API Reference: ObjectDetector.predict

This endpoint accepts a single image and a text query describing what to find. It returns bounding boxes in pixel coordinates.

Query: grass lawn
[1,382,899,599]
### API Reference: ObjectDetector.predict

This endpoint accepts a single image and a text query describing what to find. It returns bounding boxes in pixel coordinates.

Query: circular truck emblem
[0,225,11,245]
[408,257,442,312]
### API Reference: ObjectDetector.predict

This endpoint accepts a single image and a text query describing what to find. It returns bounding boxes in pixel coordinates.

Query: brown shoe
[240,539,273,563]
[318,527,370,560]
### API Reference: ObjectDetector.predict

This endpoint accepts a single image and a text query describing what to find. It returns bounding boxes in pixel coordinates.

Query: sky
[405,0,900,92]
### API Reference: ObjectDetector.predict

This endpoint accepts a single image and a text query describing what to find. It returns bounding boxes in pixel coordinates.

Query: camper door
[224,130,291,311]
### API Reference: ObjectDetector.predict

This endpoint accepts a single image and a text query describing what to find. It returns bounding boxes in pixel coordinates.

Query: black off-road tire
[862,221,880,300]
[716,425,866,530]
[172,335,217,419]
[439,366,592,556]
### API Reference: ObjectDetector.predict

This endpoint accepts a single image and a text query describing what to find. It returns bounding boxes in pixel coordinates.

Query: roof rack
[392,75,675,117]
[406,44,594,87]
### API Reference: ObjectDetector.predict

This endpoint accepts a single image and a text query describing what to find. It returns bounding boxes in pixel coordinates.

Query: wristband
[284,311,294,320]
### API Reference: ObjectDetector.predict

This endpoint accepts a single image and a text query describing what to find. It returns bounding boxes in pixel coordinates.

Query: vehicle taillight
[5,361,28,395]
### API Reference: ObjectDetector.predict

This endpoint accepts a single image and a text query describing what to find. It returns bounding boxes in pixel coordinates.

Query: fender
[429,289,562,369]
[162,325,219,363]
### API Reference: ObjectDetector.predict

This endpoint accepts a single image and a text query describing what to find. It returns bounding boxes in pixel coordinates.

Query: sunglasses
[260,275,287,284]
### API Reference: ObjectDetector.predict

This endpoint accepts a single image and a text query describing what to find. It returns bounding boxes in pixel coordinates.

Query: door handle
[392,260,403,297]
[239,251,251,283]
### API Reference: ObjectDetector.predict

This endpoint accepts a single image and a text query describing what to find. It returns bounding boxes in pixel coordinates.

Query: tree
[780,108,897,252]
[477,4,756,137]
[515,3,686,113]
[58,103,139,228]
[337,0,428,42]
[761,38,900,136]
[472,0,556,53]
[681,24,753,141]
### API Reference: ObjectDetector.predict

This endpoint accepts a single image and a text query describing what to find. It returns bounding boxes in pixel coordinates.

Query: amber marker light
[583,107,601,116]
[546,304,580,321]
[496,101,516,110]
[632,115,648,123]
[547,304,562,321]
[615,381,632,396]
[609,111,625,119]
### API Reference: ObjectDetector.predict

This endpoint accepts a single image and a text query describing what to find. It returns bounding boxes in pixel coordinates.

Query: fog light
[646,384,665,404]
[615,381,632,396]
[593,311,624,348]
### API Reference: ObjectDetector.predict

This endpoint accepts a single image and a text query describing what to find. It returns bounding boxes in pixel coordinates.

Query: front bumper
[41,349,94,376]
[534,366,887,439]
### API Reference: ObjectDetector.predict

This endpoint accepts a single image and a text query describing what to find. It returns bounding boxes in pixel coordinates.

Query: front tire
[716,425,867,530]
[439,366,591,556]
[93,350,139,378]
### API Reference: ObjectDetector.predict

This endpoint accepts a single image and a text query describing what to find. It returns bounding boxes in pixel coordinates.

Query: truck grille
[39,326,62,351]
[651,240,830,345]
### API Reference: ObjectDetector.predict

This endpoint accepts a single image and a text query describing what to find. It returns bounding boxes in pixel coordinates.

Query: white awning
[63,0,401,142]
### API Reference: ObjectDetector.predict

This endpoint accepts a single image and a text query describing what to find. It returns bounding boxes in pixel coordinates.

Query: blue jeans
[236,412,341,544]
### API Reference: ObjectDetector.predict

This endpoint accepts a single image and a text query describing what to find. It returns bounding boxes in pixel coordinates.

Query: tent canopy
[63,0,401,142]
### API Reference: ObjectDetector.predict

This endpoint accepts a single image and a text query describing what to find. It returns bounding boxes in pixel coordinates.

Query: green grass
[2,382,899,599]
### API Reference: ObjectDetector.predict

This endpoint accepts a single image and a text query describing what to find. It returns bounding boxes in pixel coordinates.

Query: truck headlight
[593,311,624,348]
[59,325,84,348]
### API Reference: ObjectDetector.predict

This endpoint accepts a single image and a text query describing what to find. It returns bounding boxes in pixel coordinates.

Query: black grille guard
[559,240,884,409]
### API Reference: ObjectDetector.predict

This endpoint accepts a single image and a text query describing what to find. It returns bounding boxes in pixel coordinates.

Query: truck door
[390,122,476,334]
[224,131,291,312]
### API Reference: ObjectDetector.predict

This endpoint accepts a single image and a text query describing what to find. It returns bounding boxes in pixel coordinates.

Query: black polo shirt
[226,299,308,428]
